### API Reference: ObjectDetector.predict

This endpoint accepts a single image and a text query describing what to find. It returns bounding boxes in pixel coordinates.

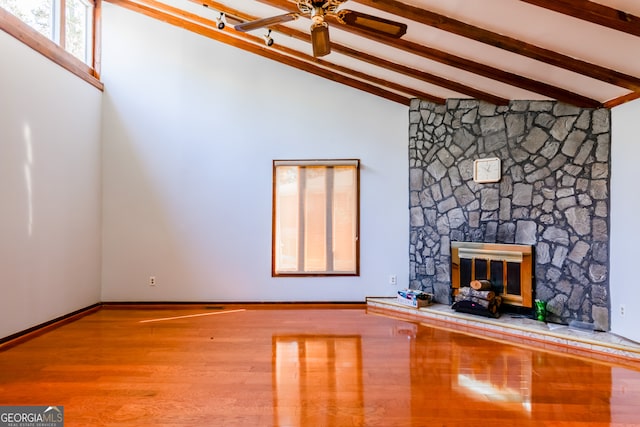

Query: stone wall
[408,99,611,330]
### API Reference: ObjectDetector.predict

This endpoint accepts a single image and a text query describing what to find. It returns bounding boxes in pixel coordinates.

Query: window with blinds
[272,160,359,276]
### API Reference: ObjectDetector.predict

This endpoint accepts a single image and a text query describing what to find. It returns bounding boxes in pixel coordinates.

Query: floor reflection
[269,310,638,425]
[273,335,363,426]
[452,338,533,412]
[408,322,614,424]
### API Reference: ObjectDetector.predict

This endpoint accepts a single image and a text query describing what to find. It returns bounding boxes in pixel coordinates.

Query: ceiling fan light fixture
[311,22,331,57]
[235,0,405,57]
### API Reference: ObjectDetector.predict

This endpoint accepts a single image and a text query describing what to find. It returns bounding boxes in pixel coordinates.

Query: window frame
[272,159,361,277]
[63,0,96,65]
[0,0,102,90]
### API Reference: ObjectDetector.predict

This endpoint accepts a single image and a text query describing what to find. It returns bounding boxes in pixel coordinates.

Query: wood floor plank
[1,305,639,426]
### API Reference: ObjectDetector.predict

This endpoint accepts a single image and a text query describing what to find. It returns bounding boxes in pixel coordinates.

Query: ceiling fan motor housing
[297,0,348,16]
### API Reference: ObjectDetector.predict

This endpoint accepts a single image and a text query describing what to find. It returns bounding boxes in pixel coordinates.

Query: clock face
[473,157,501,183]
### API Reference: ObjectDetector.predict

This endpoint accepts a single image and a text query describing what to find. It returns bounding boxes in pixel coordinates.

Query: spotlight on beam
[263,29,274,47]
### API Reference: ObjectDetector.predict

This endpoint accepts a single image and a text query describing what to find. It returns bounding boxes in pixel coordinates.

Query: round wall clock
[473,157,501,183]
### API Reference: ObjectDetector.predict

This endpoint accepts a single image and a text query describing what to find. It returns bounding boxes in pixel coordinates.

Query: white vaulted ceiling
[105,0,640,107]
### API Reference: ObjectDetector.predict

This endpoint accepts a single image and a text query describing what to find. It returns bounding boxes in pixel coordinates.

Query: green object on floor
[535,299,547,322]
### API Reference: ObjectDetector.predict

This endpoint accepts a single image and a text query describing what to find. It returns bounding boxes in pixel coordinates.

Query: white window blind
[273,160,359,276]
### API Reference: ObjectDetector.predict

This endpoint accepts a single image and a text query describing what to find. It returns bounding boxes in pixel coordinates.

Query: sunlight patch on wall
[23,122,33,237]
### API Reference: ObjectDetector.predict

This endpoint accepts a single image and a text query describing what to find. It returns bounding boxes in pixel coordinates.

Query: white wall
[0,32,102,338]
[610,98,640,342]
[100,4,409,302]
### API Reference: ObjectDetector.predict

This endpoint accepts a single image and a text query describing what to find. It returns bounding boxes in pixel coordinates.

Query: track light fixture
[215,12,226,30]
[263,29,274,47]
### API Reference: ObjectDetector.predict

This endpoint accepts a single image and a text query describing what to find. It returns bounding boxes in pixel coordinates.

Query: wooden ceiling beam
[370,29,602,108]
[603,91,640,108]
[356,0,640,92]
[256,0,601,107]
[105,0,411,105]
[334,44,508,105]
[519,0,640,38]
[193,0,505,104]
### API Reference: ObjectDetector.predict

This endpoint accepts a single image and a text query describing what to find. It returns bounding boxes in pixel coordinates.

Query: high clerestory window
[273,160,360,276]
[0,0,101,88]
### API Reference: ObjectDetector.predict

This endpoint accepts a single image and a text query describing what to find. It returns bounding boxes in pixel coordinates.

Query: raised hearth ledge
[366,297,640,364]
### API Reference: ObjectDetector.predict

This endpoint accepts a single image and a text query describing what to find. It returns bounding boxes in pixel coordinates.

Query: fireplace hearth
[451,242,534,309]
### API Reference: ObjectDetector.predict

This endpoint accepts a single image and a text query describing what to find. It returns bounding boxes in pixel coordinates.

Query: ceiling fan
[233,0,407,57]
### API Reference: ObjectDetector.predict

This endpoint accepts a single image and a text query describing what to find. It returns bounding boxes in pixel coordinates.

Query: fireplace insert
[451,242,534,309]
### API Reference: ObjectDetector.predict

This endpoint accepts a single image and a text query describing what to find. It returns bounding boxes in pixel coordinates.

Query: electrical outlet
[149,276,156,286]
[389,275,397,285]
[620,304,625,317]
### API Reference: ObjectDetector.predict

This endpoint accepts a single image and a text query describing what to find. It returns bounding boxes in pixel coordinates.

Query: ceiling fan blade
[224,15,244,27]
[311,23,331,57]
[234,13,298,32]
[337,10,407,38]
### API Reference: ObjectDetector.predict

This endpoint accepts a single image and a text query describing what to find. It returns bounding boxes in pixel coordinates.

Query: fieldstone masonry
[409,99,611,331]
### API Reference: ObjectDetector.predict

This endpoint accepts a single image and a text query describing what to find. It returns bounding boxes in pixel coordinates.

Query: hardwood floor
[1,304,640,426]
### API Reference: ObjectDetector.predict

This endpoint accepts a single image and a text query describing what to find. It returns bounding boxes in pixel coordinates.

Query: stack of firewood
[451,279,502,318]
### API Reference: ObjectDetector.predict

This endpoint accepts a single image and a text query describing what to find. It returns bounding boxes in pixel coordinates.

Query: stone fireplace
[409,99,611,331]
